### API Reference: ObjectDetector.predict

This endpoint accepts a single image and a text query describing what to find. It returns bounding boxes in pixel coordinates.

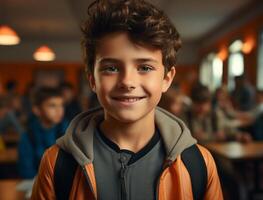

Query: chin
[51,119,62,125]
[110,110,153,124]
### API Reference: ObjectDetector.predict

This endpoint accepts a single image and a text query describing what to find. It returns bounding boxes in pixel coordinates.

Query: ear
[162,66,176,92]
[88,74,96,93]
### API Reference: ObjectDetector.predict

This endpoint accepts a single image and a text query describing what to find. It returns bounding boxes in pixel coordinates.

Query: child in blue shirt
[18,87,68,178]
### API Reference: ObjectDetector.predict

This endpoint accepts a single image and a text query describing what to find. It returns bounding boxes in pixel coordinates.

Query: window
[200,53,223,91]
[212,57,223,89]
[228,40,244,90]
[200,58,212,88]
[257,31,263,90]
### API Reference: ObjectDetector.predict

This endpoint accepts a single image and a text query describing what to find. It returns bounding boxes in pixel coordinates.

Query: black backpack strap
[54,148,78,200]
[181,144,207,200]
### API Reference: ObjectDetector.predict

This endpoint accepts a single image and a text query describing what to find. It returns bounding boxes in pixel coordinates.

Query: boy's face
[34,97,64,126]
[89,32,175,123]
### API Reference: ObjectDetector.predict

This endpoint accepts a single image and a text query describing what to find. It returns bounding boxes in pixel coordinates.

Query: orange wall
[200,13,263,86]
[0,62,84,94]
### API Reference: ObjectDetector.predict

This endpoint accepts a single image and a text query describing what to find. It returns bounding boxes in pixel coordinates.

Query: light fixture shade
[33,45,56,61]
[0,25,20,45]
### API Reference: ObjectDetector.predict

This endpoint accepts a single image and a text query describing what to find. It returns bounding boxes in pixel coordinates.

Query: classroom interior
[0,0,263,199]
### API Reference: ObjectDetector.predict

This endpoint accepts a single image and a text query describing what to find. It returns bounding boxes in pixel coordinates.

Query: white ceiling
[0,0,256,42]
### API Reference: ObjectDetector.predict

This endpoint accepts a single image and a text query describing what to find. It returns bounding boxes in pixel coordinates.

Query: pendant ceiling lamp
[33,45,56,61]
[0,25,20,45]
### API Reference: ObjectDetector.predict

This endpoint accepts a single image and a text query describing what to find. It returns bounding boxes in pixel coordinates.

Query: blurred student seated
[183,83,251,144]
[60,82,82,121]
[213,85,252,142]
[0,95,24,135]
[251,90,263,140]
[231,75,255,111]
[18,87,69,179]
[158,83,191,118]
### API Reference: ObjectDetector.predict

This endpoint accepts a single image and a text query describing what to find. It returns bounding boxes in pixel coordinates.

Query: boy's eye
[101,66,119,73]
[138,65,154,72]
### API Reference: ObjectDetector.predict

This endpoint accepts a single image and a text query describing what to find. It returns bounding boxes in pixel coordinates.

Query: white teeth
[120,98,140,102]
[114,97,144,102]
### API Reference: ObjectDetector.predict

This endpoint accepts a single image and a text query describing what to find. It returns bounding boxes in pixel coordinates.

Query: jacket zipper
[120,159,128,200]
[82,166,97,200]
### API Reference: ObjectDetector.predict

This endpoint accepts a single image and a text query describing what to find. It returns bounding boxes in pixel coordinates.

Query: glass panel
[228,52,244,90]
[212,57,223,90]
[200,54,223,91]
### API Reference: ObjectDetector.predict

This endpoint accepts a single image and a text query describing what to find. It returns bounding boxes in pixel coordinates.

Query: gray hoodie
[57,106,196,166]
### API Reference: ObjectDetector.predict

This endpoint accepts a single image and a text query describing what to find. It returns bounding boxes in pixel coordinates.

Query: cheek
[57,107,64,117]
[145,77,164,95]
[95,77,116,95]
[46,109,56,118]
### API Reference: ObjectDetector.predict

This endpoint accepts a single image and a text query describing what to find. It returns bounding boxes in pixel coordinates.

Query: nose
[118,68,136,91]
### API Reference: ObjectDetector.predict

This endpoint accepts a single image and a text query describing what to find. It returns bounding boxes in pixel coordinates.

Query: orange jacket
[31,107,223,200]
[31,144,223,200]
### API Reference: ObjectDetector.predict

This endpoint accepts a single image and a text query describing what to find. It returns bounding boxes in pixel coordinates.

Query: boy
[183,84,226,143]
[31,0,223,199]
[18,87,68,178]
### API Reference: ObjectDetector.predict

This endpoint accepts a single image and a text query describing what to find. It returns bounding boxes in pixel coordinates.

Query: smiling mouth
[112,96,146,103]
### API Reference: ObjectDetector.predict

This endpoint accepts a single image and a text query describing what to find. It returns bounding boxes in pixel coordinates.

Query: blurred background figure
[231,75,256,111]
[251,90,263,140]
[18,87,68,179]
[60,82,82,121]
[0,95,24,135]
[213,85,252,143]
[182,83,252,144]
[159,83,191,118]
[182,83,224,143]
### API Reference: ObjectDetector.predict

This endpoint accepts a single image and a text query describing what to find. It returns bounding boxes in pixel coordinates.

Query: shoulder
[37,145,60,177]
[196,144,221,186]
[196,144,216,168]
[196,145,223,199]
[42,145,60,167]
[31,145,60,199]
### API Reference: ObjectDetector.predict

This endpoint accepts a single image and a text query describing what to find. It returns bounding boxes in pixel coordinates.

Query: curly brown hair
[81,0,182,75]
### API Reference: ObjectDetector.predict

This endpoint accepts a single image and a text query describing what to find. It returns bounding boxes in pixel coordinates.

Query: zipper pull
[120,162,126,178]
[119,155,128,200]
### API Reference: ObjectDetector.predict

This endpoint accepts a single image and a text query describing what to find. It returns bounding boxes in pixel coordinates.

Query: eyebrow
[98,57,159,64]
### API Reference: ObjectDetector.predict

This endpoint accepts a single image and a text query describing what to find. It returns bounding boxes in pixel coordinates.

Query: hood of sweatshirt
[56,107,196,166]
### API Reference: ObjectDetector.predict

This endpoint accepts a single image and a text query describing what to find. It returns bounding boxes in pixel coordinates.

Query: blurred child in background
[251,90,263,140]
[158,84,191,118]
[184,83,252,143]
[0,95,24,135]
[60,82,82,121]
[18,87,68,179]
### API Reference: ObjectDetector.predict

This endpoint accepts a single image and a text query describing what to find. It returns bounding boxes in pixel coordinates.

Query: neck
[100,111,155,153]
[39,118,54,129]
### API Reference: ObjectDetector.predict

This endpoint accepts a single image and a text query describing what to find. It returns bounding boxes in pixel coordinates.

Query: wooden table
[2,133,20,147]
[0,180,25,200]
[204,141,263,200]
[0,148,18,164]
[205,141,263,161]
[0,148,19,178]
